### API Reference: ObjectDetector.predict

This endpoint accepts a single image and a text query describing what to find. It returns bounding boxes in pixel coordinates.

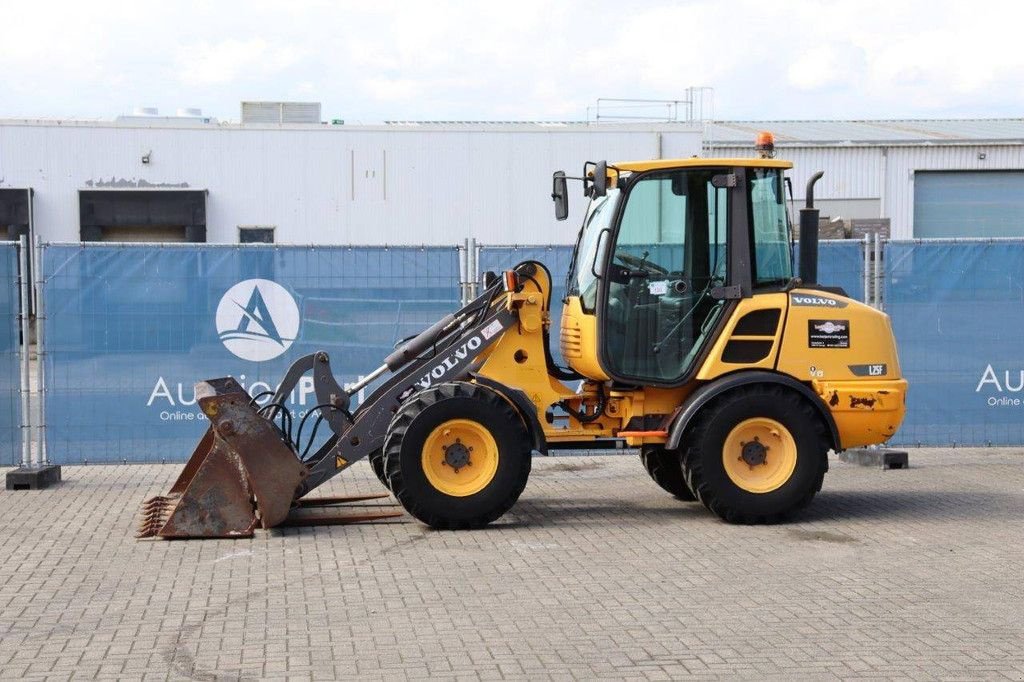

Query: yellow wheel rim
[722,417,797,493]
[421,419,499,497]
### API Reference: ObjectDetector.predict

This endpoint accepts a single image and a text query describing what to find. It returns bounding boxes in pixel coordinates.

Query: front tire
[383,382,532,529]
[681,385,829,524]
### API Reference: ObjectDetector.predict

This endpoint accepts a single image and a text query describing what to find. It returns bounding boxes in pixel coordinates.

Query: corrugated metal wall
[711,145,884,203]
[886,145,1024,237]
[0,123,702,245]
[5,119,1024,243]
[714,143,1024,238]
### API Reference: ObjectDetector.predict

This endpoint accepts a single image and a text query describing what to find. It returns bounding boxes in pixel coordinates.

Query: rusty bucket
[137,378,307,539]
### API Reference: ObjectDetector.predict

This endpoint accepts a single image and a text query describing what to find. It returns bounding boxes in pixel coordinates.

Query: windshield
[566,187,620,310]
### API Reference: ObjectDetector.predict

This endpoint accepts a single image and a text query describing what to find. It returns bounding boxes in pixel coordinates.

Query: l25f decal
[849,363,886,377]
[808,319,850,348]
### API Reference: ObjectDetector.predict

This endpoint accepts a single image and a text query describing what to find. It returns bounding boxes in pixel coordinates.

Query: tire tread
[640,446,697,501]
[383,382,531,529]
[681,385,828,524]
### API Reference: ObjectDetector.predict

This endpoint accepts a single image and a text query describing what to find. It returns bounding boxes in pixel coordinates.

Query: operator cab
[555,157,794,387]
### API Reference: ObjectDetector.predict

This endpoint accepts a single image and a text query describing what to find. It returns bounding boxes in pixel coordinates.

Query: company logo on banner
[976,364,1024,407]
[215,279,300,361]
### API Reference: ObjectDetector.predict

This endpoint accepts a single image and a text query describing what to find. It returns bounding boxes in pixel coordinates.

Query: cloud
[0,0,1023,121]
[175,38,306,87]
[788,45,866,91]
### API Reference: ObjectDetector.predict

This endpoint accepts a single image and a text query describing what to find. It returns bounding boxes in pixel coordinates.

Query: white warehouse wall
[0,121,703,245]
[712,145,885,204]
[884,144,1024,237]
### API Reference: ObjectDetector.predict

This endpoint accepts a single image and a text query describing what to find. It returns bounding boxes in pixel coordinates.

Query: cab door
[598,168,732,385]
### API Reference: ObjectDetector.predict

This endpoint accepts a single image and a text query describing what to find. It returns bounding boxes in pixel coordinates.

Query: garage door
[79,190,206,242]
[914,171,1024,238]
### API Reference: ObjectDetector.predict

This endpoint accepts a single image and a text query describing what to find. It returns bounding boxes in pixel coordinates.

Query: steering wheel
[613,251,669,275]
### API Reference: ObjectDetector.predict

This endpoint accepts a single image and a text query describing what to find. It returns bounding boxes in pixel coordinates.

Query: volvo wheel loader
[138,137,907,538]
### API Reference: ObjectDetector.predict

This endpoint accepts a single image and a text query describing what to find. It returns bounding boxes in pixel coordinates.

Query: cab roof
[612,158,793,172]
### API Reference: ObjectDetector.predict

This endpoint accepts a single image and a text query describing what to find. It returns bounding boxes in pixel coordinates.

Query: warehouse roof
[703,119,1024,145]
[384,118,1024,144]
[4,116,1023,144]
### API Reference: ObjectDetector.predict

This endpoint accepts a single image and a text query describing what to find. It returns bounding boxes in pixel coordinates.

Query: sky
[1,0,1021,123]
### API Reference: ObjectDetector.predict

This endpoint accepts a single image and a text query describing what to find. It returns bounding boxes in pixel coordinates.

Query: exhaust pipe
[799,171,825,285]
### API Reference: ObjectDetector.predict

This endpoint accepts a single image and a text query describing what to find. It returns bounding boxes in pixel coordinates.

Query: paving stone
[0,449,1022,678]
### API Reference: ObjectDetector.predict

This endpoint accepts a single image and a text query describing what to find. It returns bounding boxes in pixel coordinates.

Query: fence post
[18,236,31,468]
[459,239,469,306]
[27,190,36,317]
[34,236,47,466]
[5,238,60,489]
[873,232,883,310]
[862,233,871,304]
[469,238,479,300]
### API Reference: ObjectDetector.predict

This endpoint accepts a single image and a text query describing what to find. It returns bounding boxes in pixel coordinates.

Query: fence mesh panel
[885,239,1024,446]
[884,238,1024,446]
[0,244,20,464]
[29,238,1024,462]
[42,245,460,463]
[478,245,575,367]
[796,239,866,302]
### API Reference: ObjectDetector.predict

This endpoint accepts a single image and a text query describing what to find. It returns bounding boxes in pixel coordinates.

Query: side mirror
[592,161,608,198]
[552,171,569,221]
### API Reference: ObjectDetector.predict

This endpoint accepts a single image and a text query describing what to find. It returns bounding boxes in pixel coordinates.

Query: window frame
[592,165,748,388]
[238,225,276,244]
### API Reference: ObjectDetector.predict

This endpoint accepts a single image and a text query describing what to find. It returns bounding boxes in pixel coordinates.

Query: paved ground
[1,448,1023,681]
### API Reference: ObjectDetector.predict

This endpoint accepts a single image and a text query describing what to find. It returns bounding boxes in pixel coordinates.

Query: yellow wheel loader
[138,140,907,538]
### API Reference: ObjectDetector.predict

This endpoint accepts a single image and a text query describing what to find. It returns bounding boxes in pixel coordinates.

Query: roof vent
[241,101,321,125]
[132,106,159,116]
[176,107,203,118]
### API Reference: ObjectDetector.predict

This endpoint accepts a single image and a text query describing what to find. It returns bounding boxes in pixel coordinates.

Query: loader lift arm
[298,288,519,497]
[139,265,527,538]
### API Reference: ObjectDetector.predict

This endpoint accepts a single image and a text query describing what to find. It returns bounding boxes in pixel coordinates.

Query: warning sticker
[808,319,850,349]
[480,319,503,340]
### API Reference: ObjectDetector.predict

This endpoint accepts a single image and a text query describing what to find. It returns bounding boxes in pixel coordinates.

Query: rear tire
[640,445,697,501]
[681,385,829,524]
[383,382,532,529]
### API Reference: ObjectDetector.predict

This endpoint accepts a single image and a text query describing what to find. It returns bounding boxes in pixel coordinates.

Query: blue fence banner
[478,245,575,366]
[796,239,865,302]
[42,245,461,463]
[0,244,20,464]
[38,238,1024,461]
[886,239,1024,446]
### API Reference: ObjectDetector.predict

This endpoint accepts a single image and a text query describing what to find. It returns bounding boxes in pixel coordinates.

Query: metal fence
[885,239,1024,446]
[0,236,1019,467]
[42,244,461,463]
[0,243,20,464]
[802,239,869,304]
[477,244,575,366]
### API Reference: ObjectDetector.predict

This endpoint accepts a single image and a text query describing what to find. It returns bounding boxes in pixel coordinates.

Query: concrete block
[838,448,909,470]
[5,465,62,490]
